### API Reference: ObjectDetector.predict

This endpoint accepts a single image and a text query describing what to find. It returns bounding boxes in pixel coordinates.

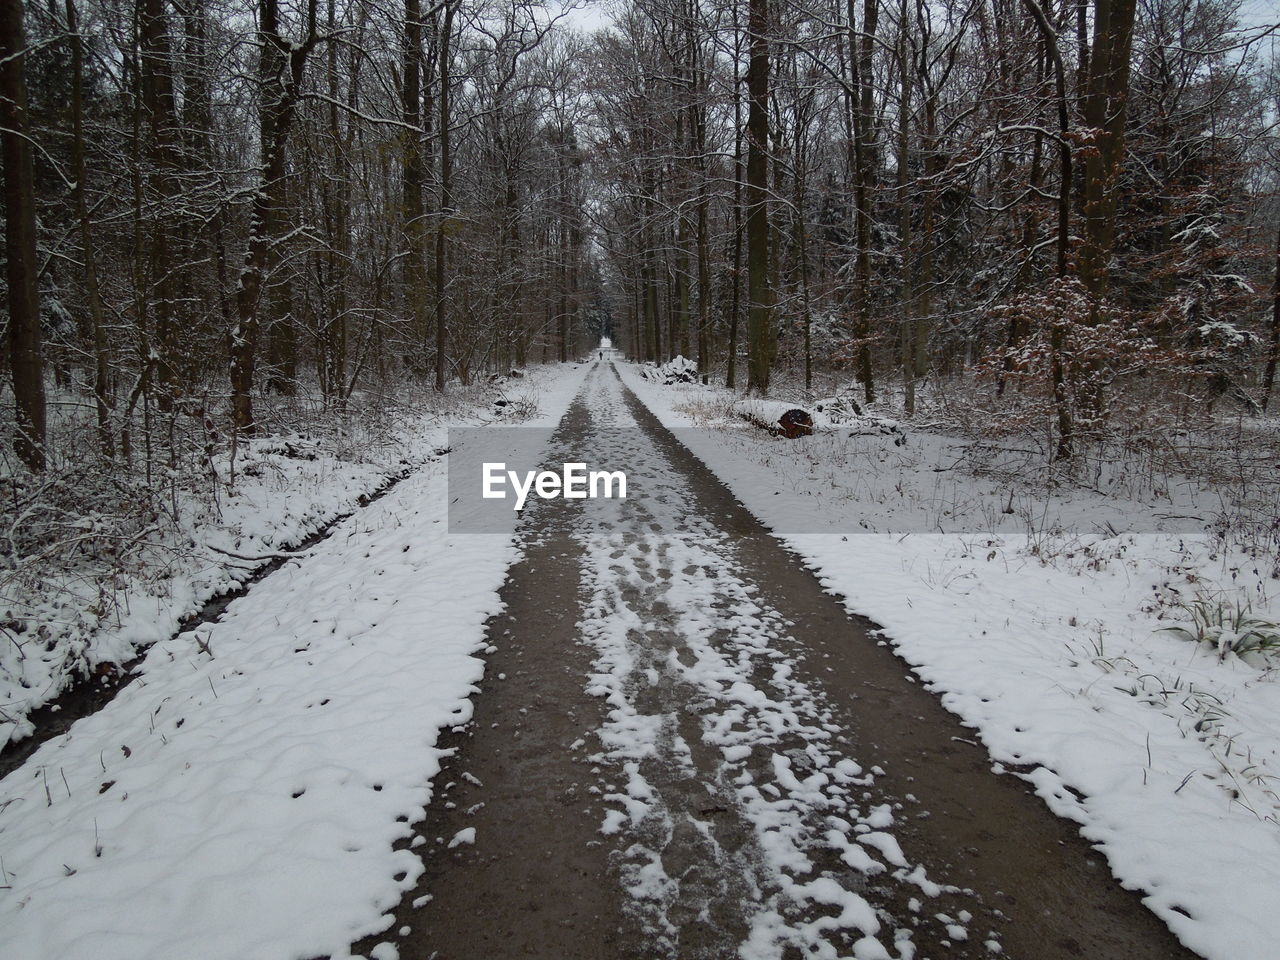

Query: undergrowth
[0,371,538,743]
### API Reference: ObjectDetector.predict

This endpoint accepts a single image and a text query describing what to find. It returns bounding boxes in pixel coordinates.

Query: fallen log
[731,399,815,438]
[732,396,907,445]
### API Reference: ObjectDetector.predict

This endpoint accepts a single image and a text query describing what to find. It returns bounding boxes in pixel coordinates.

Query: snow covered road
[0,358,1213,960]
[388,362,1195,960]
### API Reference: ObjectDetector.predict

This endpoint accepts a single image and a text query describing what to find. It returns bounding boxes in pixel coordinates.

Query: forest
[0,0,1277,575]
[2,0,1278,468]
[3,3,1280,957]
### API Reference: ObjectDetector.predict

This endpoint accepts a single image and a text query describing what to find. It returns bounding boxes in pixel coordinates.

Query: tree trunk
[433,0,456,392]
[1078,0,1138,302]
[794,124,813,392]
[850,0,878,403]
[231,0,319,436]
[68,0,113,456]
[403,0,428,366]
[325,0,348,405]
[726,13,744,389]
[674,216,691,359]
[1022,0,1076,458]
[896,0,915,416]
[745,0,773,394]
[557,130,571,364]
[1,0,46,471]
[139,0,181,405]
[688,15,710,377]
[1263,219,1280,411]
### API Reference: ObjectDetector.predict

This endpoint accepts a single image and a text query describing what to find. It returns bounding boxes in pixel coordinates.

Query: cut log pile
[639,356,700,385]
[814,393,907,445]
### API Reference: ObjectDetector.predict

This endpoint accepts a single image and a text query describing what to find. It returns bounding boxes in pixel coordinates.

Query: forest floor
[1,355,1276,960]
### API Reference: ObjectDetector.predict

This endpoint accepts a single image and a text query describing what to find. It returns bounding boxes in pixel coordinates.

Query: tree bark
[139,0,181,404]
[403,0,428,364]
[2,0,46,471]
[745,0,773,394]
[231,0,319,436]
[324,0,348,404]
[726,11,744,389]
[896,0,914,416]
[1078,0,1138,301]
[1022,0,1076,458]
[850,0,878,403]
[68,0,113,457]
[433,0,456,391]
[687,10,710,377]
[1263,219,1280,411]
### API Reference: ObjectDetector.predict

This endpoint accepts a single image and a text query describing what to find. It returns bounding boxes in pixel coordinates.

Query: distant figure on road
[599,351,603,360]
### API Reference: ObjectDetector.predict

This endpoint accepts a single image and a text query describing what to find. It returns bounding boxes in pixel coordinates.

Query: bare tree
[745,0,774,392]
[2,0,46,471]
[230,0,323,435]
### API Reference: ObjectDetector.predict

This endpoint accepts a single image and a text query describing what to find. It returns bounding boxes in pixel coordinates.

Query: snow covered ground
[1,378,554,751]
[2,434,397,748]
[6,352,1276,960]
[0,362,590,960]
[619,360,1280,960]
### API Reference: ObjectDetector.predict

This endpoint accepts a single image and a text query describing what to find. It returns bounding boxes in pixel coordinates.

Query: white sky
[558,0,613,34]
[558,0,1276,35]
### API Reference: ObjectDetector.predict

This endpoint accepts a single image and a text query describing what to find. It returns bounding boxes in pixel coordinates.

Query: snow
[2,436,400,748]
[0,363,590,960]
[446,827,476,849]
[619,361,1280,960]
[8,351,1276,959]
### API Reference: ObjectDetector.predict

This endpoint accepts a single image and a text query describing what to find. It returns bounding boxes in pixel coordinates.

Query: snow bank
[2,440,396,748]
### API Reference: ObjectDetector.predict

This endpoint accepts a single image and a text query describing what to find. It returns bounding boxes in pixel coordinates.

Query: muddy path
[368,361,1199,960]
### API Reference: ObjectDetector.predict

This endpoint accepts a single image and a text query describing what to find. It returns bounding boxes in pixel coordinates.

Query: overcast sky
[560,0,1276,39]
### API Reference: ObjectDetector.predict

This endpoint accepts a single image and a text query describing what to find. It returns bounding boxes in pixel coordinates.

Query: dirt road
[361,361,1197,960]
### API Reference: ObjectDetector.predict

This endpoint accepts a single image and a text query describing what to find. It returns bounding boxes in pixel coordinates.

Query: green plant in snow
[1159,598,1280,661]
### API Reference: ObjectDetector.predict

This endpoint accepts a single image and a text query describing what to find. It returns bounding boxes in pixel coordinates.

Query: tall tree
[403,0,428,367]
[66,0,113,456]
[230,0,322,435]
[1077,0,1139,302]
[850,0,878,402]
[433,0,458,391]
[2,0,46,471]
[1264,219,1280,411]
[745,0,774,392]
[138,0,182,403]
